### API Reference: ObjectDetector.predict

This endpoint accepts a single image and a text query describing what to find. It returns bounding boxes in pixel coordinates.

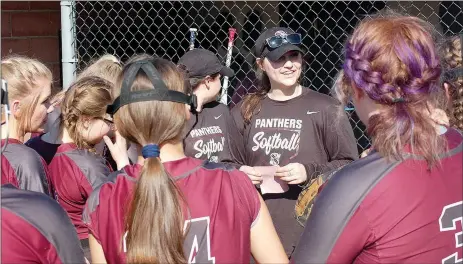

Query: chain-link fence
[71,1,463,153]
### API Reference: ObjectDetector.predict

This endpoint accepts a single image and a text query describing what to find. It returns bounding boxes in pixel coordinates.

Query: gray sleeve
[82,184,104,225]
[18,161,49,195]
[65,150,110,196]
[3,144,50,195]
[293,155,400,263]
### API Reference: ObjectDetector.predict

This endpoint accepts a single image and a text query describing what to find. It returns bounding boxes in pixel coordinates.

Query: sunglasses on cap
[265,33,302,49]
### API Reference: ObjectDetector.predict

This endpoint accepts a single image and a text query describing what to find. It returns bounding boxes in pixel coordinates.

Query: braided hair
[60,76,112,150]
[335,13,446,167]
[441,35,463,130]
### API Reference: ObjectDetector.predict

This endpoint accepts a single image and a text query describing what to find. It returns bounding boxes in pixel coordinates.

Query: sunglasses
[265,33,302,49]
[98,115,115,128]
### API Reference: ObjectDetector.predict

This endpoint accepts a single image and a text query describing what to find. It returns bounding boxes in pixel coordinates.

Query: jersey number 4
[439,201,463,264]
[122,217,216,264]
[183,217,216,264]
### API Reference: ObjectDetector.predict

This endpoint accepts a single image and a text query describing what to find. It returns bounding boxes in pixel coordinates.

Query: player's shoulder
[302,88,339,106]
[230,98,245,116]
[60,148,110,174]
[2,184,69,225]
[194,160,252,189]
[319,152,400,202]
[100,164,139,189]
[177,159,240,182]
[62,148,106,166]
[83,167,131,219]
[4,142,45,166]
[201,101,232,119]
[203,101,228,112]
[200,160,236,172]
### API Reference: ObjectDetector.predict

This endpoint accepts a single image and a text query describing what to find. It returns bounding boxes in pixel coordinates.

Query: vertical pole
[220,28,237,105]
[60,1,77,90]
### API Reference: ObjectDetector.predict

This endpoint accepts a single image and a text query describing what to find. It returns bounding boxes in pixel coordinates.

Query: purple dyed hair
[337,13,447,167]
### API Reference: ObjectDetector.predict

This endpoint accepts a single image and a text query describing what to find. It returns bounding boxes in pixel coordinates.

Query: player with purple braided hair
[340,16,445,164]
[292,13,462,263]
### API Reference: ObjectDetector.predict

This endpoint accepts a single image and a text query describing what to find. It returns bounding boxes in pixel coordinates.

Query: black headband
[441,32,463,84]
[107,60,197,116]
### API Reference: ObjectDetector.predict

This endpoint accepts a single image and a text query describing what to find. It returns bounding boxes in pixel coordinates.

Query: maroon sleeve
[229,102,248,165]
[326,207,373,262]
[2,186,85,264]
[229,169,261,225]
[1,155,18,187]
[303,107,358,182]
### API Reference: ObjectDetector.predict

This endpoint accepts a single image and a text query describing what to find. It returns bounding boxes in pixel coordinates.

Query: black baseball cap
[178,49,234,78]
[254,27,303,61]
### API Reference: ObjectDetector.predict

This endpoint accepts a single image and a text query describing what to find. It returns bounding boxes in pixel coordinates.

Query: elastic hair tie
[141,144,160,159]
[392,97,406,103]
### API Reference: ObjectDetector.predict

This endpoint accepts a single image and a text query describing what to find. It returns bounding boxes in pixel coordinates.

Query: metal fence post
[60,0,77,91]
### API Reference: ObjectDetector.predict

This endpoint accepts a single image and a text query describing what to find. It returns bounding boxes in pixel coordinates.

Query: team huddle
[1,11,462,264]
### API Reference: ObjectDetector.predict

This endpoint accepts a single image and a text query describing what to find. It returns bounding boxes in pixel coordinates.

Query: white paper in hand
[254,166,289,194]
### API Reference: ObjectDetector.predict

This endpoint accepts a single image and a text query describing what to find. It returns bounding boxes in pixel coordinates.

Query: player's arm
[219,109,247,168]
[89,234,107,264]
[229,103,248,165]
[251,194,289,264]
[302,107,358,184]
[83,185,107,264]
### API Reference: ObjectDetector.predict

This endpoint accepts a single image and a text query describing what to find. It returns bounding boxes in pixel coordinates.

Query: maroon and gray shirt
[48,143,111,240]
[1,138,52,196]
[184,101,244,164]
[231,88,359,256]
[293,128,463,263]
[1,184,85,264]
[83,157,260,263]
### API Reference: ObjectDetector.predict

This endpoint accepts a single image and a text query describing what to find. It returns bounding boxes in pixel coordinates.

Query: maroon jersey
[1,184,85,264]
[293,128,463,263]
[184,101,244,164]
[231,88,358,256]
[1,138,52,196]
[25,133,61,164]
[83,157,261,263]
[48,143,111,239]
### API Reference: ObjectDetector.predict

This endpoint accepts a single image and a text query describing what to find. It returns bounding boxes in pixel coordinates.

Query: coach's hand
[239,166,262,185]
[275,163,307,185]
[103,131,130,170]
